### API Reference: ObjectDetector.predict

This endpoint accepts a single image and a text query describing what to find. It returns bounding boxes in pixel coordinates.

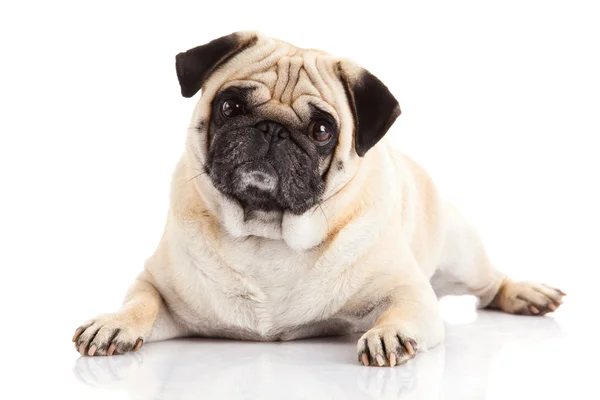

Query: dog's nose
[255,121,289,140]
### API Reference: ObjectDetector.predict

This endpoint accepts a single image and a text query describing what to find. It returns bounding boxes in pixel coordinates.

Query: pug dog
[72,31,565,366]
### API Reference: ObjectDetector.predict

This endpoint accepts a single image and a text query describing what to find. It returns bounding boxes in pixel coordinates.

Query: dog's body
[150,143,447,343]
[73,32,564,366]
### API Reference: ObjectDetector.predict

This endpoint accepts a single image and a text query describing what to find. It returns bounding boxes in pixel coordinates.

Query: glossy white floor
[8,295,586,400]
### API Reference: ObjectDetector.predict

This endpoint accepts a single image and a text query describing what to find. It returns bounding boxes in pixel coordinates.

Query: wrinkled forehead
[206,39,347,125]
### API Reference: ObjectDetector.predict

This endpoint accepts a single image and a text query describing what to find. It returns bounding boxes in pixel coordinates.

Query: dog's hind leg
[430,203,565,315]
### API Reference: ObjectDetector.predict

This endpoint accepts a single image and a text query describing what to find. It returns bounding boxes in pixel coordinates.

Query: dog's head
[175,31,400,246]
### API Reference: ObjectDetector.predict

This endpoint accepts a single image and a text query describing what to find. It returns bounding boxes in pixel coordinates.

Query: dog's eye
[220,98,245,118]
[310,121,332,144]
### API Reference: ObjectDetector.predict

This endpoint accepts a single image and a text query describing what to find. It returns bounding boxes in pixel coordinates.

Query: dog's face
[205,84,338,214]
[175,31,400,245]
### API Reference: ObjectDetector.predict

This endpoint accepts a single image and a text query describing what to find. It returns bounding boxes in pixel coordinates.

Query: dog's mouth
[207,155,323,215]
[203,159,283,214]
[231,160,279,201]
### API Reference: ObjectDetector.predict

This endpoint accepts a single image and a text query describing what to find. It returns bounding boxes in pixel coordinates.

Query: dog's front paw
[72,314,144,357]
[490,281,565,316]
[357,325,419,367]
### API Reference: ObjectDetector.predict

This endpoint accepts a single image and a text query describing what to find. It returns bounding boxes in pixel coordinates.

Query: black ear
[175,32,258,98]
[339,63,401,157]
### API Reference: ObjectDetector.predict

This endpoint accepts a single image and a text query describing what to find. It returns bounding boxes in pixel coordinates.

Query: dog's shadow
[72,311,562,399]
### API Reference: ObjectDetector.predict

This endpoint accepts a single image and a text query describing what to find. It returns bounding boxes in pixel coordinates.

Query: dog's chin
[229,161,283,214]
[209,157,323,216]
[223,167,316,216]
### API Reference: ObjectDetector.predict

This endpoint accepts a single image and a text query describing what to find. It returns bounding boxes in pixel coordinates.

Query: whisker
[186,172,207,183]
[254,99,272,108]
[318,203,330,233]
[291,107,303,124]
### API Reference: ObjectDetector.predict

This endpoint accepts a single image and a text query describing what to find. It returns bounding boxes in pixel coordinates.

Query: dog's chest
[176,235,352,339]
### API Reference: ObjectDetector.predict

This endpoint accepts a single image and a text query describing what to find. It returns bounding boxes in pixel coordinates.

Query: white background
[1,0,599,399]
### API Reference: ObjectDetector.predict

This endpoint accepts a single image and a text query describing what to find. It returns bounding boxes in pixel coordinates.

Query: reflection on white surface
[74,336,444,399]
[72,308,574,400]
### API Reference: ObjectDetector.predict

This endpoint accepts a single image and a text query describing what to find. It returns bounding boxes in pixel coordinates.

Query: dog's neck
[172,144,394,252]
[218,196,329,251]
[169,155,328,251]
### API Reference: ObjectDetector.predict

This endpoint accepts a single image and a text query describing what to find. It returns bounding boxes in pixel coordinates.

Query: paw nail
[72,328,83,342]
[558,290,567,296]
[88,345,97,356]
[107,343,117,356]
[404,341,415,355]
[133,338,143,352]
[361,353,369,366]
[78,344,87,356]
[389,353,397,367]
[376,354,385,366]
[548,303,557,311]
[529,306,540,314]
